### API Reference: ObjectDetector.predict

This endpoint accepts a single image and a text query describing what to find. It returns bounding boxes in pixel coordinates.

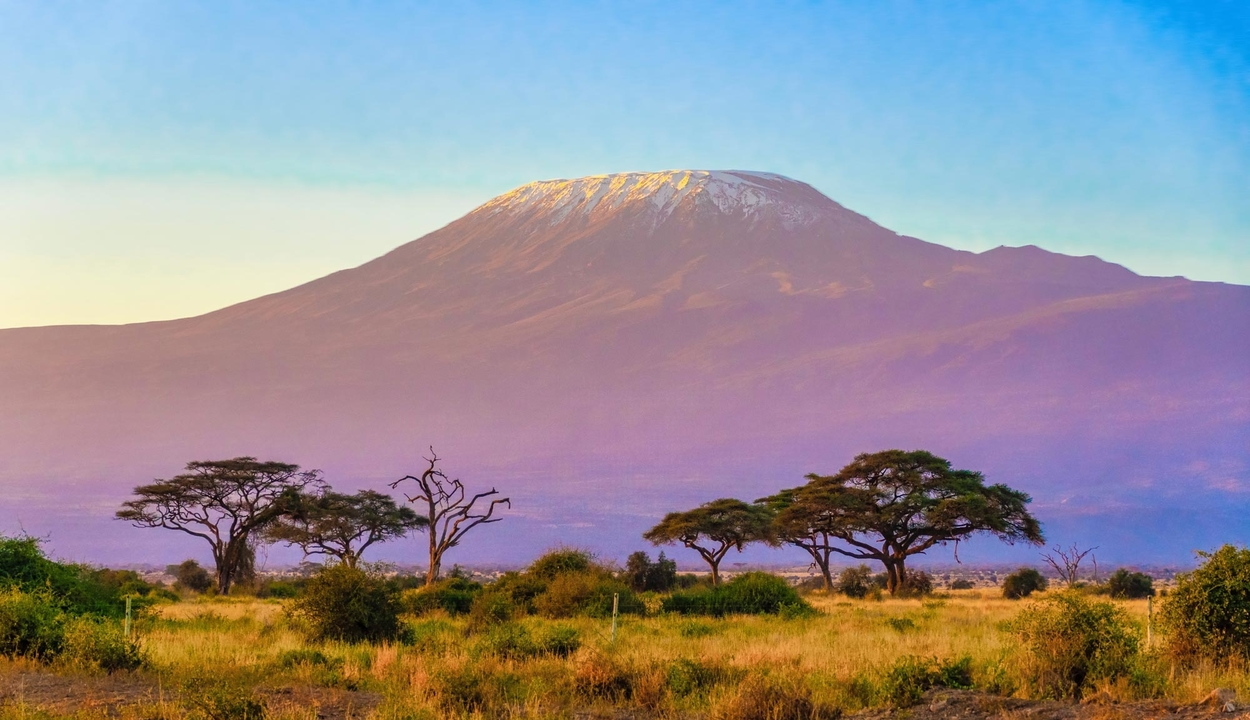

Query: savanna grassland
[2,588,1248,720]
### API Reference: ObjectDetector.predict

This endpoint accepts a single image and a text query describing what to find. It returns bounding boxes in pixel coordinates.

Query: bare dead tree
[390,448,510,585]
[1041,543,1098,588]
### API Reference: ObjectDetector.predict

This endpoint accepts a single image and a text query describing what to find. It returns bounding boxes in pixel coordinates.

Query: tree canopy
[643,498,773,585]
[264,489,426,567]
[117,458,323,593]
[764,449,1043,594]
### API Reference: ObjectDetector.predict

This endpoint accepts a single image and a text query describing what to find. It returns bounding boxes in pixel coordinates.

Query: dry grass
[0,590,1245,719]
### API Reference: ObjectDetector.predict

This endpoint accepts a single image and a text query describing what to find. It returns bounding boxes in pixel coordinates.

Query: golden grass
[1,591,1247,719]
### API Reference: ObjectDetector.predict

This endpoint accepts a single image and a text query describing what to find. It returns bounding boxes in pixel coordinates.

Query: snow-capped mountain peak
[479,170,830,227]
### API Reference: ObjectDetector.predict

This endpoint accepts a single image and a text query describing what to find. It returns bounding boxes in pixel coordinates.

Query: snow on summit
[480,170,829,227]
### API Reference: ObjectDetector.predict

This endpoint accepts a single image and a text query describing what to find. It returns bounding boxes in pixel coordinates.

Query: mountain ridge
[0,170,1246,565]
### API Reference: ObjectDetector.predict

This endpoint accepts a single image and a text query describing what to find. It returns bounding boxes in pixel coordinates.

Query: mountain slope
[1,170,1246,564]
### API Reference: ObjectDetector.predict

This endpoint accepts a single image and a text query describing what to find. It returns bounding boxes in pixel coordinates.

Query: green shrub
[167,559,214,593]
[0,536,149,618]
[1106,569,1154,599]
[179,677,267,720]
[533,573,644,619]
[476,622,581,659]
[1160,545,1250,663]
[275,648,337,669]
[885,616,917,633]
[881,655,973,706]
[467,590,517,631]
[836,565,882,598]
[1002,568,1048,599]
[287,563,404,643]
[527,548,596,580]
[666,658,738,697]
[949,579,975,590]
[402,577,481,616]
[897,571,934,598]
[0,588,65,661]
[1008,592,1140,699]
[663,572,812,617]
[60,616,143,672]
[478,572,545,616]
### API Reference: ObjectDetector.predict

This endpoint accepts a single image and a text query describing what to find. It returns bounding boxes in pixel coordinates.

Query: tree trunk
[813,552,833,592]
[896,557,908,593]
[884,559,901,595]
[709,559,721,586]
[425,530,440,586]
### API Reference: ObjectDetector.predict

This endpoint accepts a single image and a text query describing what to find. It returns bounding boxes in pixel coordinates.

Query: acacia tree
[642,498,773,585]
[772,450,1043,595]
[117,458,322,593]
[757,487,842,591]
[389,448,509,585]
[264,489,427,568]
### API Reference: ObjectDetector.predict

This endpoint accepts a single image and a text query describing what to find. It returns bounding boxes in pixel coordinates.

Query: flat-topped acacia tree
[763,449,1044,594]
[390,448,510,585]
[117,458,323,593]
[264,489,427,568]
[643,498,774,585]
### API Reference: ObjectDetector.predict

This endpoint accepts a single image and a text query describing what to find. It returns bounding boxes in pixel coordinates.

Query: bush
[527,548,596,580]
[897,571,933,598]
[288,564,404,643]
[0,535,152,618]
[666,658,737,697]
[663,572,812,617]
[0,588,65,661]
[60,616,143,672]
[623,551,678,592]
[1104,569,1154,599]
[467,589,517,631]
[1160,545,1250,663]
[881,655,973,706]
[836,565,883,598]
[1008,592,1140,699]
[402,577,481,616]
[179,677,267,720]
[533,573,644,619]
[949,579,975,590]
[167,559,214,593]
[1002,568,1048,599]
[476,622,581,659]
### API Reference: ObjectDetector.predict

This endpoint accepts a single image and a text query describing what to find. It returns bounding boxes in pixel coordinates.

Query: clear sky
[2,1,1246,328]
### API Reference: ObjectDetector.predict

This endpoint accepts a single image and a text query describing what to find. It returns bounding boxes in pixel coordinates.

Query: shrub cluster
[1160,544,1250,663]
[456,549,646,628]
[662,572,813,617]
[881,655,974,706]
[0,588,143,671]
[1007,592,1140,699]
[836,565,885,598]
[402,576,482,616]
[1106,569,1154,599]
[0,535,171,616]
[288,563,405,643]
[1002,568,1048,599]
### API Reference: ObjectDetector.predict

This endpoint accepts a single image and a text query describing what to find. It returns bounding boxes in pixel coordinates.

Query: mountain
[1,170,1247,565]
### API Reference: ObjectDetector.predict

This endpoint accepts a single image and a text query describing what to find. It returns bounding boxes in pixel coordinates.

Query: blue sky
[1,1,1246,327]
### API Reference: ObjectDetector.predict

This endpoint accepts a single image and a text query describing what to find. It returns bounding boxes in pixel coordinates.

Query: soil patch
[0,668,381,719]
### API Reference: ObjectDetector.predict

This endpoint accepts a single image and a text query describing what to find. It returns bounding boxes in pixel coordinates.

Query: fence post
[611,593,619,642]
[1147,595,1153,647]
